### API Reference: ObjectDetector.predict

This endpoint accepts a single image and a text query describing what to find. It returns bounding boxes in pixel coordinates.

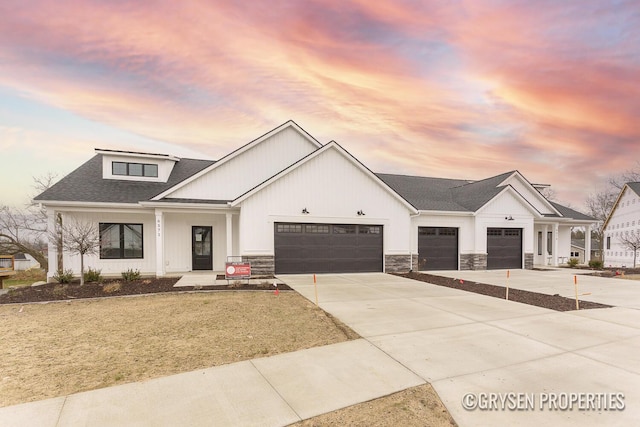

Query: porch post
[155,210,165,277]
[553,223,559,266]
[226,212,233,260]
[46,208,58,282]
[585,224,592,264]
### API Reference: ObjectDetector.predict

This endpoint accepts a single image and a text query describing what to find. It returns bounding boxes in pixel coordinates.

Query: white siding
[61,211,156,276]
[501,175,555,215]
[163,213,234,272]
[604,187,640,267]
[168,126,319,201]
[475,191,535,254]
[411,214,474,255]
[238,147,412,257]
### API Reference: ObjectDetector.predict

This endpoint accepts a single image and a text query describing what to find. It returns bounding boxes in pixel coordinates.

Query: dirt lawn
[0,291,455,426]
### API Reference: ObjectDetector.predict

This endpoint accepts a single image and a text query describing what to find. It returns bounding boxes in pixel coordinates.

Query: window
[333,225,356,234]
[547,232,553,255]
[359,225,381,234]
[276,223,302,233]
[305,224,329,233]
[538,231,542,256]
[607,236,611,250]
[488,229,503,236]
[112,162,159,177]
[100,223,143,259]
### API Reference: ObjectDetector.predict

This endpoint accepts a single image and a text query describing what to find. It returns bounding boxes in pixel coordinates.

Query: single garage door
[487,228,522,269]
[418,227,458,270]
[274,223,383,274]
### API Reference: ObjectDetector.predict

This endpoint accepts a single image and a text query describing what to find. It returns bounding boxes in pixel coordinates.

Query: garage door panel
[487,228,522,269]
[418,227,458,270]
[274,223,383,274]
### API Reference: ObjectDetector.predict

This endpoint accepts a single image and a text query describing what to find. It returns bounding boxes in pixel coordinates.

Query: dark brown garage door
[418,227,458,270]
[487,228,522,269]
[274,223,383,274]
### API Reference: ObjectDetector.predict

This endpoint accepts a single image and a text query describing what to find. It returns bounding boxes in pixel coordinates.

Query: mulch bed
[397,272,612,312]
[0,278,292,305]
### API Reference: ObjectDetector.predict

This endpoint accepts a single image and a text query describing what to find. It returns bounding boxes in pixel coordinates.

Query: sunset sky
[1,0,639,209]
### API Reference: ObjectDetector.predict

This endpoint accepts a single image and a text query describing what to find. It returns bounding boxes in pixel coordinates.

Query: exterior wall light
[357,210,365,216]
[302,208,309,214]
[505,215,514,221]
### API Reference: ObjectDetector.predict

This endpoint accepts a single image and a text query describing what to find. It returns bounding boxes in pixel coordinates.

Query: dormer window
[112,162,158,178]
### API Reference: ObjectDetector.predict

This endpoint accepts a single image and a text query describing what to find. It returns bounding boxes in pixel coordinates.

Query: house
[13,253,41,271]
[570,238,601,264]
[602,182,640,268]
[34,121,596,280]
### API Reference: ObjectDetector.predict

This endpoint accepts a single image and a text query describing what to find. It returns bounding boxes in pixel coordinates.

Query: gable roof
[602,182,640,229]
[34,154,215,204]
[377,171,515,212]
[231,141,418,213]
[152,120,322,201]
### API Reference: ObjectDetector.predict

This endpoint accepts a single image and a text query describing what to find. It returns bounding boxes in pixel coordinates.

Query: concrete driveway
[282,272,640,426]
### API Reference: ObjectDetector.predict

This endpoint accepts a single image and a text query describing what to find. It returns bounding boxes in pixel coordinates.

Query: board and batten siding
[474,190,535,254]
[163,212,239,272]
[61,211,157,276]
[237,147,412,256]
[411,214,473,255]
[501,175,555,215]
[168,126,319,201]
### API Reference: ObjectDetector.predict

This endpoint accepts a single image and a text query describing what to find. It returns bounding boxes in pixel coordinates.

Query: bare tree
[0,206,49,270]
[57,218,99,285]
[585,189,617,257]
[618,232,640,268]
[0,173,60,271]
[609,162,640,190]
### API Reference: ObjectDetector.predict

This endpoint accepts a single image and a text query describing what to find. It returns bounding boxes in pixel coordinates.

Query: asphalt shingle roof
[627,182,640,196]
[376,171,514,212]
[34,154,215,204]
[549,202,594,221]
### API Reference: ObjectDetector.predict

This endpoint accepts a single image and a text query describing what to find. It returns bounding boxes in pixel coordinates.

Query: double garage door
[274,223,383,274]
[418,227,522,270]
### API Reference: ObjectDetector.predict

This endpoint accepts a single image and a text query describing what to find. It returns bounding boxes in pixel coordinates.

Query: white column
[585,224,592,265]
[553,223,559,266]
[155,210,165,277]
[226,212,233,261]
[46,209,58,281]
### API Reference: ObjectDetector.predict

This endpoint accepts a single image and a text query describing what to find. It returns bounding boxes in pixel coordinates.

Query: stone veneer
[242,255,275,276]
[385,254,412,273]
[460,253,488,270]
[411,254,418,271]
[524,253,534,270]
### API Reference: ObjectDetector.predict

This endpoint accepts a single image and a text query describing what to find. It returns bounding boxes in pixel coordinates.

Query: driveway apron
[281,272,640,426]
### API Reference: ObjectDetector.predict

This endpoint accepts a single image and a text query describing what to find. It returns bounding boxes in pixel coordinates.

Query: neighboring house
[570,238,602,264]
[602,182,640,267]
[34,121,595,280]
[13,253,40,271]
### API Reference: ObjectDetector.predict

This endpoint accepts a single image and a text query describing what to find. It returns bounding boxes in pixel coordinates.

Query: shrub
[121,268,141,281]
[589,259,604,269]
[53,269,74,284]
[567,258,580,268]
[83,268,102,283]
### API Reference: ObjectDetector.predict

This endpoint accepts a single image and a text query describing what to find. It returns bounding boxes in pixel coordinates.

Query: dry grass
[618,274,640,281]
[0,292,356,407]
[0,290,456,426]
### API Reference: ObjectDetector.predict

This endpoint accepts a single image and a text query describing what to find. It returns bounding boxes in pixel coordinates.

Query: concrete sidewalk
[0,339,423,427]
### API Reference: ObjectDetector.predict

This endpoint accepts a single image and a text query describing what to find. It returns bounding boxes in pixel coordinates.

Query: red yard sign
[225,262,251,280]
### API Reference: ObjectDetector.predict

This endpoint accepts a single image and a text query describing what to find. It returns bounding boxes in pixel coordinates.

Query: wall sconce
[302,208,309,214]
[505,215,514,221]
[357,210,365,216]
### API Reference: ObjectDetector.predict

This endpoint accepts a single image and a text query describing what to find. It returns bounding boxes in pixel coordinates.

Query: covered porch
[533,220,594,267]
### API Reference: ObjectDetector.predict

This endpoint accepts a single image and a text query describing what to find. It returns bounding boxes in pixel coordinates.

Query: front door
[192,226,212,270]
